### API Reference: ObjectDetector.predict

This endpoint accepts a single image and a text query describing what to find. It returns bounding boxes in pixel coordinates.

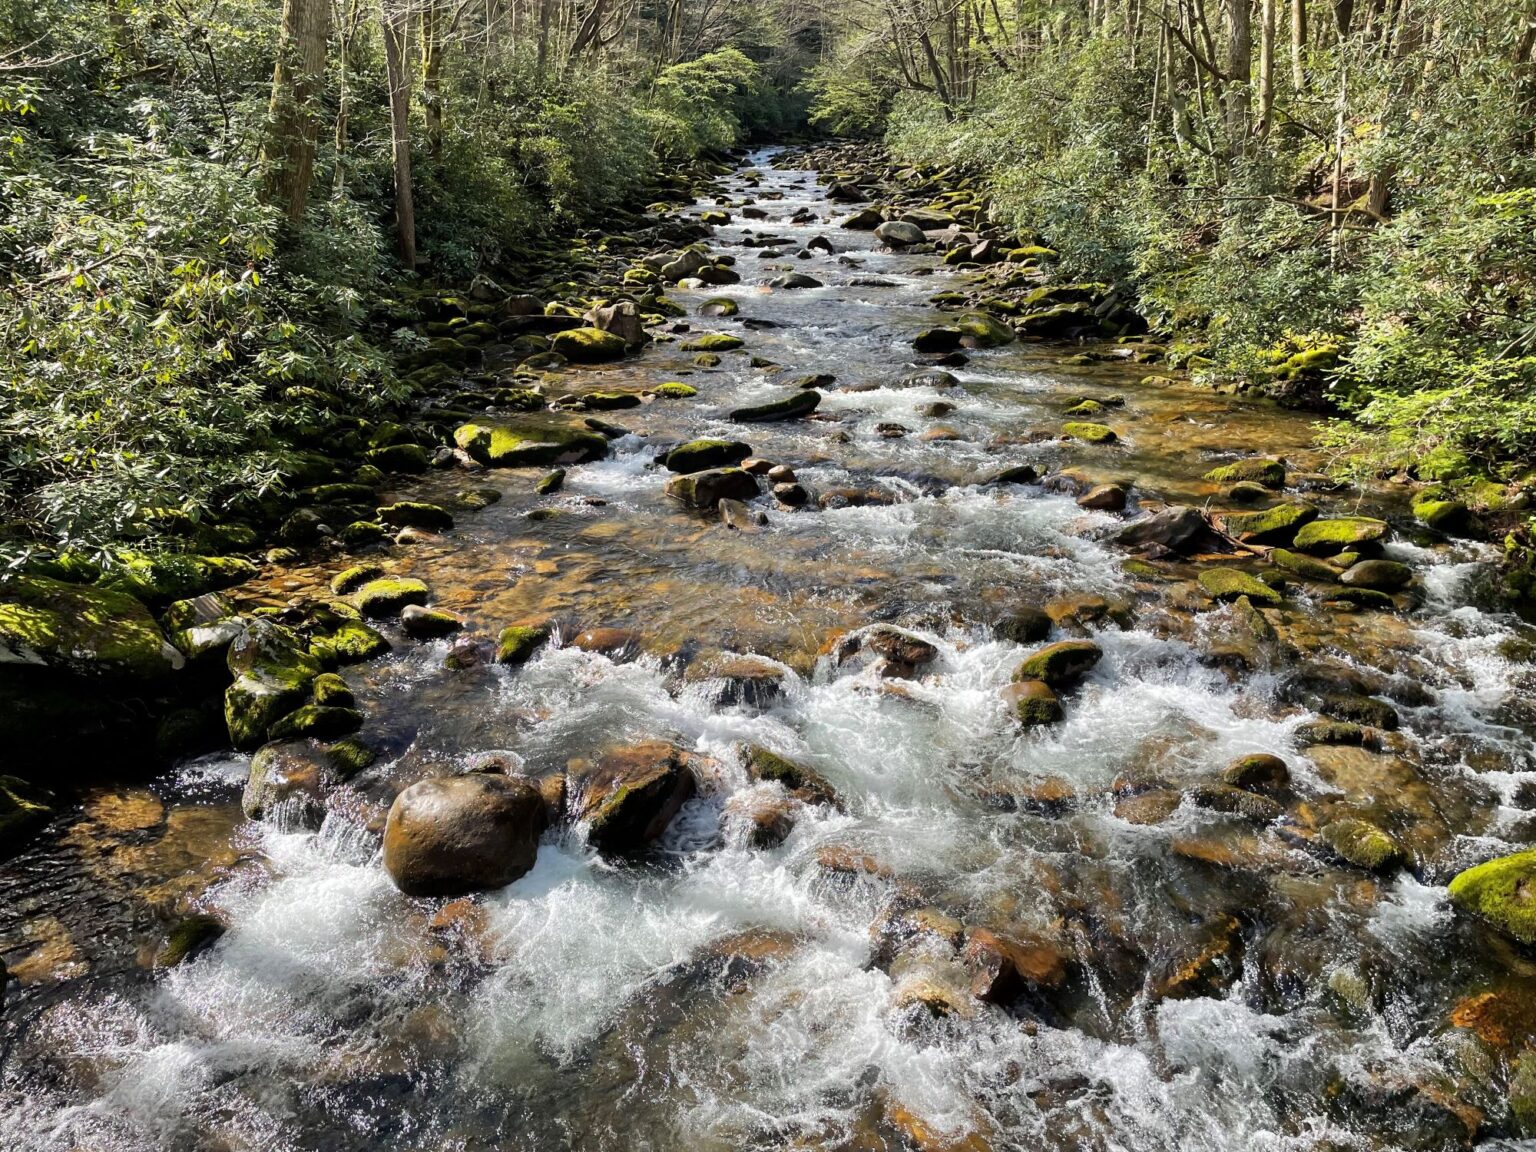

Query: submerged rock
[383,773,545,897]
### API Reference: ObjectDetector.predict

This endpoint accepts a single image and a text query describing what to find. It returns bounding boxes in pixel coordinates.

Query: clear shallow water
[3,149,1536,1151]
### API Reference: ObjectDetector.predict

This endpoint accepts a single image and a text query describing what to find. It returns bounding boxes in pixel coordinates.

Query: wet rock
[1149,914,1244,1001]
[1220,753,1290,795]
[815,843,893,878]
[1204,457,1286,488]
[1320,817,1403,871]
[224,619,322,748]
[154,914,225,968]
[963,926,1068,1003]
[988,464,1039,485]
[1061,421,1117,445]
[401,605,465,639]
[1003,680,1063,727]
[843,624,939,673]
[912,327,963,353]
[719,498,767,530]
[728,390,821,422]
[355,577,431,618]
[1293,516,1390,556]
[1190,784,1284,822]
[1077,484,1127,511]
[1013,640,1103,689]
[842,207,883,229]
[773,482,809,506]
[742,744,836,806]
[331,564,386,596]
[664,467,759,510]
[550,326,628,363]
[1198,567,1283,606]
[875,220,925,247]
[1413,496,1471,533]
[766,464,796,483]
[0,575,182,680]
[495,622,550,665]
[377,501,454,531]
[0,776,54,857]
[454,418,609,467]
[309,617,390,667]
[267,703,363,742]
[1114,789,1182,824]
[1271,548,1340,582]
[1321,693,1400,730]
[536,469,566,495]
[1116,506,1211,552]
[570,740,696,854]
[955,312,1015,348]
[1340,558,1414,591]
[1448,849,1536,945]
[996,606,1052,644]
[770,273,823,289]
[383,773,545,896]
[572,627,641,658]
[1295,719,1371,747]
[663,438,752,473]
[243,739,335,825]
[898,368,959,389]
[723,789,797,849]
[1218,502,1318,545]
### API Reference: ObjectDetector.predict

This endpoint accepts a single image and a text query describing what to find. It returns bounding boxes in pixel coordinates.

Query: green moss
[312,672,354,707]
[23,549,102,583]
[1061,422,1117,445]
[376,502,454,531]
[340,521,388,547]
[536,469,566,495]
[1412,496,1470,533]
[0,575,178,680]
[1323,587,1399,611]
[268,704,363,741]
[1122,559,1163,579]
[654,382,698,398]
[1008,680,1064,726]
[101,553,257,605]
[1271,548,1340,582]
[0,775,54,856]
[699,297,739,317]
[582,391,642,411]
[664,439,751,473]
[1204,458,1286,488]
[454,419,609,467]
[453,487,502,511]
[1063,400,1105,417]
[1293,517,1389,555]
[355,577,430,618]
[331,564,386,596]
[1512,1052,1536,1135]
[682,332,745,352]
[1013,640,1103,688]
[309,620,390,667]
[496,623,551,665]
[1321,818,1402,871]
[326,736,376,779]
[1220,503,1318,544]
[954,312,1015,347]
[551,327,629,362]
[1198,567,1283,605]
[743,744,838,805]
[1448,848,1536,944]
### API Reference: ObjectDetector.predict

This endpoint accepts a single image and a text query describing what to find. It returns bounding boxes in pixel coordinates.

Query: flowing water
[4,148,1536,1151]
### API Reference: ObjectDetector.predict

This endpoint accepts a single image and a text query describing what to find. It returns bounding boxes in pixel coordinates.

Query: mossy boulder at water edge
[1320,818,1403,872]
[377,502,454,532]
[1198,568,1283,606]
[1448,849,1536,945]
[454,419,610,467]
[1061,422,1117,445]
[664,468,760,510]
[682,332,745,353]
[1271,548,1340,582]
[0,575,182,680]
[664,439,751,473]
[653,382,698,399]
[955,312,1016,348]
[570,740,696,855]
[355,578,430,618]
[496,623,552,665]
[550,326,628,363]
[1003,679,1063,727]
[99,553,257,606]
[742,744,838,807]
[309,619,390,667]
[1293,517,1389,556]
[729,391,821,423]
[1218,503,1318,545]
[1204,457,1286,489]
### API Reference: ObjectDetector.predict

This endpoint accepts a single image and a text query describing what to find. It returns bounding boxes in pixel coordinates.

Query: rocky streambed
[3,146,1536,1151]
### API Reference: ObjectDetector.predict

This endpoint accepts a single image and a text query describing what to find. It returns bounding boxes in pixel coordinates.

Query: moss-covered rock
[682,332,745,352]
[1271,548,1340,582]
[536,469,566,495]
[454,419,610,467]
[355,577,430,618]
[699,297,739,317]
[311,672,354,707]
[401,605,464,639]
[729,390,821,423]
[1448,848,1536,945]
[154,914,225,967]
[912,327,963,353]
[1004,679,1064,726]
[100,553,257,606]
[268,704,364,742]
[742,744,838,806]
[496,622,551,665]
[1198,568,1284,606]
[331,564,386,596]
[1204,457,1286,489]
[1412,495,1470,534]
[377,502,454,532]
[164,592,242,663]
[1219,503,1318,545]
[309,619,390,667]
[1320,818,1403,871]
[664,439,751,473]
[664,467,760,510]
[0,575,181,680]
[551,326,628,363]
[1013,640,1103,688]
[654,382,698,398]
[340,521,389,547]
[955,312,1016,348]
[581,391,643,411]
[453,487,502,511]
[1339,558,1413,592]
[1062,422,1117,445]
[223,619,322,748]
[1293,517,1389,556]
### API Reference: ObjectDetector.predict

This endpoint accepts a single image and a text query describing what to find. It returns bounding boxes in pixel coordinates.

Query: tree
[259,0,332,222]
[380,0,417,267]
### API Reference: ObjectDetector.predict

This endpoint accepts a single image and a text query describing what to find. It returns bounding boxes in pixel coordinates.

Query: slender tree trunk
[421,0,445,161]
[380,0,417,268]
[260,0,331,222]
[1258,0,1276,137]
[1290,0,1307,88]
[1224,0,1252,148]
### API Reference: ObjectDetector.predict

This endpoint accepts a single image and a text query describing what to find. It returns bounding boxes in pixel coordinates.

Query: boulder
[875,220,925,247]
[496,622,551,665]
[664,468,760,510]
[0,575,181,680]
[1292,517,1390,556]
[841,208,884,230]
[1220,753,1290,794]
[770,273,823,289]
[383,773,546,896]
[962,926,1068,1003]
[1062,421,1117,445]
[742,744,837,806]
[664,439,751,473]
[550,327,628,363]
[955,312,1016,348]
[355,578,430,618]
[1204,457,1286,488]
[729,391,821,423]
[1339,559,1413,592]
[1218,502,1318,545]
[243,739,334,826]
[377,502,454,532]
[585,300,647,347]
[1003,679,1063,726]
[1447,848,1536,944]
[1013,640,1103,689]
[1198,568,1283,606]
[223,619,322,748]
[454,419,610,467]
[570,740,696,854]
[1116,506,1211,552]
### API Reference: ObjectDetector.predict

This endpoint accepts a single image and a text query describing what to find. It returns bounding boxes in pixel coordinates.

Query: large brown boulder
[383,773,545,896]
[570,740,696,854]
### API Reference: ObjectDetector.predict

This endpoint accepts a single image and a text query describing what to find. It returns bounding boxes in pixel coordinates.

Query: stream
[3,147,1536,1151]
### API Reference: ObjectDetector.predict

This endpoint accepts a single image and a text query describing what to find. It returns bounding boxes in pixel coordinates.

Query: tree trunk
[260,0,331,223]
[1257,0,1275,137]
[421,0,445,161]
[380,0,417,269]
[1290,0,1307,88]
[1224,0,1252,148]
